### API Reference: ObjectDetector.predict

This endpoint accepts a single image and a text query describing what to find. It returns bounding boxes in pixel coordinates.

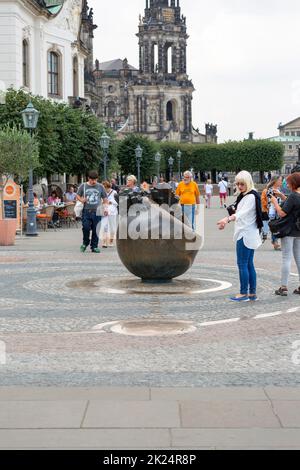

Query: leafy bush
[0,126,39,218]
[117,134,158,180]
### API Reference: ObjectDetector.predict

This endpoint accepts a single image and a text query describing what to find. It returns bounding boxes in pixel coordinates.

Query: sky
[89,0,300,142]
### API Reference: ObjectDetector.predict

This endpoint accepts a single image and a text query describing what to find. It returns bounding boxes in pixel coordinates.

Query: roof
[33,0,64,15]
[98,59,137,71]
[278,117,300,128]
[267,136,300,143]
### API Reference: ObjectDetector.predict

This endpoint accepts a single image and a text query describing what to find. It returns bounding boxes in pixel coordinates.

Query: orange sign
[5,185,15,196]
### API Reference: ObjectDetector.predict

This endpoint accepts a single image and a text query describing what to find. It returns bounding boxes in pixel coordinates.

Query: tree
[0,126,39,219]
[0,88,114,178]
[117,134,157,180]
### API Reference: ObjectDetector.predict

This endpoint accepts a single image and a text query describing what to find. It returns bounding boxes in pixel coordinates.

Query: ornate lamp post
[177,150,182,179]
[135,145,143,185]
[155,152,161,178]
[21,101,40,237]
[168,156,174,179]
[100,131,111,180]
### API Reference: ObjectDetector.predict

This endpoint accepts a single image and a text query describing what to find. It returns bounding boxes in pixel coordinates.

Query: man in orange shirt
[176,171,201,230]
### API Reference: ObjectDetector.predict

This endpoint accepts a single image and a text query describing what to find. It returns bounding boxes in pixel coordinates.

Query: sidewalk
[0,387,299,449]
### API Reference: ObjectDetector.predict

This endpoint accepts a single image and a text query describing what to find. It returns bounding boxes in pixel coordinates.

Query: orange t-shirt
[176,181,200,205]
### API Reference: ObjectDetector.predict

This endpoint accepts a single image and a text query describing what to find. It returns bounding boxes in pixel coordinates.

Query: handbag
[74,184,86,218]
[269,215,294,238]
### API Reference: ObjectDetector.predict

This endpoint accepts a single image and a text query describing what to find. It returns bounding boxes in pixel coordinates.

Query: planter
[0,219,17,246]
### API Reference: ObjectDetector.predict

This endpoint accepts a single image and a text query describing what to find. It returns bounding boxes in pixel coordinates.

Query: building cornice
[21,0,51,18]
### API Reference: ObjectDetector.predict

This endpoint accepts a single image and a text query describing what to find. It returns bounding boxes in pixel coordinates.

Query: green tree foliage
[117,134,157,180]
[0,125,39,218]
[0,88,115,177]
[160,140,284,173]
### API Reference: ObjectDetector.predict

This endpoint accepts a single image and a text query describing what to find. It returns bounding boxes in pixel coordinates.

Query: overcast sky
[89,0,300,142]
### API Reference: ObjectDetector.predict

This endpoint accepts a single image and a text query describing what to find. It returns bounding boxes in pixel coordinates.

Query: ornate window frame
[47,47,63,99]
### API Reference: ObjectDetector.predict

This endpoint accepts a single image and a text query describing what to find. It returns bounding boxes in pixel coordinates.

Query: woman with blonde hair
[217,171,263,302]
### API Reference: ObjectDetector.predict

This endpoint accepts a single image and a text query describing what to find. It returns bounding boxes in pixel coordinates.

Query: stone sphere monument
[116,188,201,282]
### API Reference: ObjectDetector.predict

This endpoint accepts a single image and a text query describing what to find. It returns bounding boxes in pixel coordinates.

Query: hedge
[159,140,284,173]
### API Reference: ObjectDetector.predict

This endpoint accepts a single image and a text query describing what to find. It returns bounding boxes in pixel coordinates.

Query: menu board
[4,200,17,219]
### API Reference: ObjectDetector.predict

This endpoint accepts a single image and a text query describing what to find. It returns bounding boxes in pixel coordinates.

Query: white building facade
[0,0,94,103]
[267,117,300,174]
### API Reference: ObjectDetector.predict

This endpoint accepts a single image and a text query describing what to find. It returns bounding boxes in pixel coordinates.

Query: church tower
[127,0,194,141]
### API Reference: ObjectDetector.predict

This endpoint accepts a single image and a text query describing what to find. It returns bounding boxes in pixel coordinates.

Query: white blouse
[234,194,262,250]
[107,190,118,216]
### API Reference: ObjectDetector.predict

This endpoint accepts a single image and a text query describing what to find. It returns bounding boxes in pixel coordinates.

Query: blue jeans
[236,238,257,295]
[182,205,196,231]
[82,210,102,250]
[269,215,279,244]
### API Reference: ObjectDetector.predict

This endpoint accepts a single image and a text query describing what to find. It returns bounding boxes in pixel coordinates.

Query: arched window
[107,101,116,117]
[152,43,159,73]
[166,101,174,121]
[48,51,60,97]
[22,40,29,87]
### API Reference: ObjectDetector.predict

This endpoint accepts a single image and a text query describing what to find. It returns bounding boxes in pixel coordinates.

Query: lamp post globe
[100,131,111,180]
[135,145,143,185]
[21,101,39,237]
[21,101,40,131]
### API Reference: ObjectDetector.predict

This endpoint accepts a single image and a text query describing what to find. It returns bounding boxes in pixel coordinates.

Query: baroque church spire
[139,0,187,75]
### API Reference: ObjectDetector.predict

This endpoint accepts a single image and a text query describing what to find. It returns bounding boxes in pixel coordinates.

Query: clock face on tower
[44,1,65,15]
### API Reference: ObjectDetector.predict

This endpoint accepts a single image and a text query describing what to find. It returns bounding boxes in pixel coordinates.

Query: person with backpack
[270,172,300,296]
[217,171,263,302]
[261,176,287,249]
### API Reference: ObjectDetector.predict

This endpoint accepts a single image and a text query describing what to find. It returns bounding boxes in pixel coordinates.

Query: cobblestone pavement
[0,199,300,387]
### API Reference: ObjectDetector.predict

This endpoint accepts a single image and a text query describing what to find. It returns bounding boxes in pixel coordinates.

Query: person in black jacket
[271,172,300,296]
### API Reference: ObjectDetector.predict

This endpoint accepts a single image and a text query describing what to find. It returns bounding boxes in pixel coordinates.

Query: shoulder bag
[269,214,294,238]
[74,184,86,219]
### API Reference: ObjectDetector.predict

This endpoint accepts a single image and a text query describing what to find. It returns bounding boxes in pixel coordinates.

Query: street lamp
[135,145,143,185]
[155,152,161,178]
[100,131,111,180]
[168,157,174,179]
[21,101,40,237]
[177,150,182,179]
